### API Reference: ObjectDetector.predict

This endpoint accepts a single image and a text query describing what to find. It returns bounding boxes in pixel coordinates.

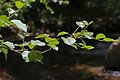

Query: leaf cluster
[0,0,116,63]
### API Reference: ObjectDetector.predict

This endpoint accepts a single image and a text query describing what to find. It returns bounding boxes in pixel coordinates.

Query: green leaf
[71,44,78,49]
[79,42,94,50]
[84,31,94,39]
[103,38,116,42]
[0,21,6,27]
[45,37,53,42]
[1,48,8,60]
[31,40,45,46]
[76,21,85,28]
[82,45,94,50]
[83,20,89,25]
[0,15,14,27]
[11,20,27,32]
[88,21,93,25]
[1,48,8,54]
[47,44,58,51]
[28,43,35,49]
[31,0,36,2]
[61,37,76,45]
[4,41,15,50]
[0,34,2,38]
[59,0,69,5]
[45,5,54,14]
[15,1,25,9]
[73,32,82,38]
[0,0,5,4]
[36,34,49,38]
[57,31,68,36]
[40,0,47,4]
[45,37,59,45]
[0,15,7,20]
[28,50,43,63]
[96,33,106,40]
[79,43,85,46]
[18,33,30,39]
[7,8,16,15]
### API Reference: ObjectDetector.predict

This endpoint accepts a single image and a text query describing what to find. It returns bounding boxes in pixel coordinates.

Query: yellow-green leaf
[96,33,106,40]
[1,48,8,54]
[82,45,94,50]
[28,43,35,49]
[0,34,2,38]
[15,1,25,9]
[103,38,116,42]
[45,37,59,45]
[57,31,68,37]
[36,34,49,38]
[71,44,78,49]
[47,44,58,51]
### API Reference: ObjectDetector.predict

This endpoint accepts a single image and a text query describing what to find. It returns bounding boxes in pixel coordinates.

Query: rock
[104,37,120,71]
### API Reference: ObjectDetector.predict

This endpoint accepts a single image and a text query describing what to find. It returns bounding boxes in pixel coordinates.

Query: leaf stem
[41,48,51,53]
[79,38,86,45]
[73,26,80,35]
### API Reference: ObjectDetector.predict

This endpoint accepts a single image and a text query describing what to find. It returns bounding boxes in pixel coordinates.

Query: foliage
[0,0,116,63]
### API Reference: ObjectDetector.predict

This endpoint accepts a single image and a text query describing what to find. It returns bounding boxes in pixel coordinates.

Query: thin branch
[41,48,51,53]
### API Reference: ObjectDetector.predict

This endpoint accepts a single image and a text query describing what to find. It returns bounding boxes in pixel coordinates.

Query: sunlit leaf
[0,34,3,38]
[30,0,36,2]
[96,33,106,40]
[61,37,76,45]
[11,20,27,32]
[88,21,93,25]
[47,44,58,51]
[36,34,49,38]
[103,38,116,42]
[45,37,59,45]
[73,32,82,38]
[79,43,85,46]
[0,15,14,26]
[57,31,68,36]
[4,41,15,50]
[1,48,8,60]
[83,20,88,25]
[59,0,69,5]
[1,48,8,54]
[76,21,85,28]
[15,1,25,9]
[45,37,53,42]
[21,51,30,62]
[7,8,16,15]
[28,43,35,49]
[84,31,94,39]
[82,45,94,50]
[71,44,78,49]
[0,21,6,27]
[31,40,45,46]
[40,0,47,4]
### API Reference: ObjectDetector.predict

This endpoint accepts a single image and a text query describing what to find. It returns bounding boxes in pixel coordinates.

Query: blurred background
[22,0,120,34]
